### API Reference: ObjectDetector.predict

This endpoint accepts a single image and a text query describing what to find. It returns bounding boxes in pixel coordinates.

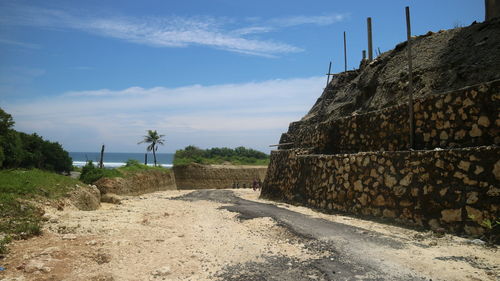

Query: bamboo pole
[367,17,373,61]
[343,31,347,72]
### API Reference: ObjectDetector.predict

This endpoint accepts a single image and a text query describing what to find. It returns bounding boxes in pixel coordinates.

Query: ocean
[69,152,174,168]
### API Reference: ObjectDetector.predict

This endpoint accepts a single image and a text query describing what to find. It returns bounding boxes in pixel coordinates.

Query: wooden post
[99,144,105,169]
[144,153,148,165]
[406,6,415,150]
[367,17,373,62]
[485,0,500,21]
[326,61,332,87]
[343,31,347,72]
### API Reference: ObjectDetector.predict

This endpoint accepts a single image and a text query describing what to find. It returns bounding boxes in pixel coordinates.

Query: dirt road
[0,189,498,281]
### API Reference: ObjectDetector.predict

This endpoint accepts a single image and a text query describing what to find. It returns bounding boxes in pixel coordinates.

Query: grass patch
[0,169,81,199]
[0,169,82,255]
[79,159,170,184]
[119,159,169,173]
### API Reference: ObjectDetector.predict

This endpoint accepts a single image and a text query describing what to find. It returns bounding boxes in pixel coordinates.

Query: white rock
[40,246,60,256]
[86,240,98,246]
[24,260,50,273]
[152,266,171,276]
[62,234,77,240]
[467,239,486,246]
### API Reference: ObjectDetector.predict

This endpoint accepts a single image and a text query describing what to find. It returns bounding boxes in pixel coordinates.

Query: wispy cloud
[0,4,347,57]
[5,77,324,152]
[0,38,40,49]
[272,14,348,27]
[0,66,46,85]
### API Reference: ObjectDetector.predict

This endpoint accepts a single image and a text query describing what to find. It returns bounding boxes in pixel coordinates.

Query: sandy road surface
[0,189,498,281]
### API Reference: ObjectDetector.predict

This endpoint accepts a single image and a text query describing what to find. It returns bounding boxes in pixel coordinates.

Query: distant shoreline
[69,152,174,168]
[72,161,173,169]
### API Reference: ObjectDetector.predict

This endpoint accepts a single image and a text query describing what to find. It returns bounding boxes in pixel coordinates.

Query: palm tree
[138,130,165,166]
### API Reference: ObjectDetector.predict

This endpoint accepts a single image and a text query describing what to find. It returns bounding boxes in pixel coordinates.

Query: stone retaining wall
[282,79,500,153]
[262,146,499,237]
[173,164,267,190]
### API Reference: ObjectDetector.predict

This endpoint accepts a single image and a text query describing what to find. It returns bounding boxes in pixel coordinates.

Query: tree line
[0,108,72,173]
[174,145,269,165]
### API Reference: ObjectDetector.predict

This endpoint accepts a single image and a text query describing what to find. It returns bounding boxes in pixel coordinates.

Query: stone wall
[262,146,499,237]
[281,79,500,154]
[174,164,267,190]
[95,170,177,195]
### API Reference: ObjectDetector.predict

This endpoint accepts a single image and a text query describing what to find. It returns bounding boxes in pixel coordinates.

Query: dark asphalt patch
[214,254,384,281]
[174,190,403,248]
[174,190,427,281]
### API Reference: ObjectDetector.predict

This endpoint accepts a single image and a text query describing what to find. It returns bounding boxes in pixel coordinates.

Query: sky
[0,0,484,153]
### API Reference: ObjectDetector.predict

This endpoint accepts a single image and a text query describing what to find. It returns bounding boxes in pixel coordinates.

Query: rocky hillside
[301,18,500,124]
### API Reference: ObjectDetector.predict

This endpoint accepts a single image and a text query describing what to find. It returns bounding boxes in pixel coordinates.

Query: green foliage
[80,159,169,184]
[79,161,123,184]
[0,108,14,135]
[125,159,143,167]
[0,235,12,255]
[120,159,168,173]
[173,146,269,166]
[0,169,83,253]
[0,108,73,173]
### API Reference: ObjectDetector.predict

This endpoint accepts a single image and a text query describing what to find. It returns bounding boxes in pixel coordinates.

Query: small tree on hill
[138,130,165,167]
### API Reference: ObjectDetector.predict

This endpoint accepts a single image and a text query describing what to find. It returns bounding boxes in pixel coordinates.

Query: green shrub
[0,236,12,256]
[79,161,123,184]
[125,159,143,167]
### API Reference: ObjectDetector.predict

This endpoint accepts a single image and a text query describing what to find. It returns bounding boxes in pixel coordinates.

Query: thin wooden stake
[325,61,333,87]
[99,144,105,169]
[406,6,415,150]
[367,17,373,61]
[343,31,347,72]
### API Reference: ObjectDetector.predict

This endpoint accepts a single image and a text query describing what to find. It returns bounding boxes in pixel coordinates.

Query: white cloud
[5,77,325,152]
[0,4,348,57]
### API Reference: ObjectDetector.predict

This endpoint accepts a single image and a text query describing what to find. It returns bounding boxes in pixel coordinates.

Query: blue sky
[0,0,483,153]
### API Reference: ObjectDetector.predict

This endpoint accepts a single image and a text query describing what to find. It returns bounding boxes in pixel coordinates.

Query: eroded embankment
[173,164,267,190]
[95,170,176,195]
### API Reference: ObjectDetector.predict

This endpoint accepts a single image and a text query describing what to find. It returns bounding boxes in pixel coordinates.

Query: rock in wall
[95,170,176,195]
[283,79,500,153]
[173,164,267,190]
[262,146,499,237]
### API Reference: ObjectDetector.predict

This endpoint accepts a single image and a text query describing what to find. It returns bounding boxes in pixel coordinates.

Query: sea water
[69,152,174,168]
